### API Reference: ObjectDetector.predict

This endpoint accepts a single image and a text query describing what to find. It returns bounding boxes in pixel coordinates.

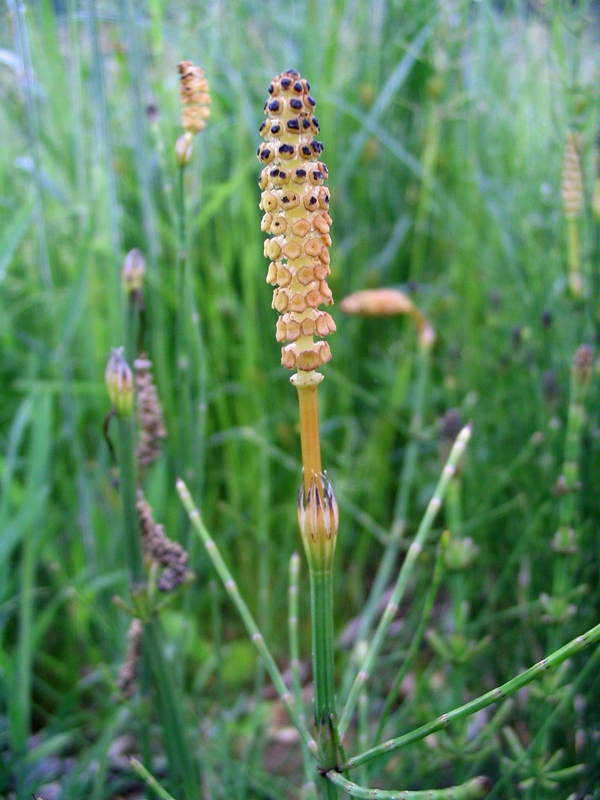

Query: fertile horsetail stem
[561,131,584,219]
[561,130,584,296]
[176,61,211,166]
[260,72,339,796]
[259,68,339,510]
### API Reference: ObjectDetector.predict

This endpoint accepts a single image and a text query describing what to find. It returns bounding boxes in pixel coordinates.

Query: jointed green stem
[176,166,187,354]
[567,217,582,295]
[341,621,600,771]
[177,478,318,756]
[137,646,153,787]
[311,567,337,744]
[124,292,143,368]
[311,566,339,800]
[116,416,145,590]
[289,553,303,714]
[290,555,318,794]
[175,165,192,469]
[144,618,200,800]
[129,757,177,800]
[555,365,586,556]
[338,424,472,741]
[175,163,207,497]
[325,772,489,800]
[547,347,590,657]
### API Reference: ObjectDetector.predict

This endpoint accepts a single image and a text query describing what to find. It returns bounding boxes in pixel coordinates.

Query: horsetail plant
[541,344,593,635]
[177,61,211,164]
[259,68,339,798]
[561,130,584,297]
[264,69,481,796]
[105,347,199,800]
[174,61,210,493]
[174,70,600,800]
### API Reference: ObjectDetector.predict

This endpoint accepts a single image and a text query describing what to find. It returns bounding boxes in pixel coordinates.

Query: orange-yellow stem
[296,381,323,493]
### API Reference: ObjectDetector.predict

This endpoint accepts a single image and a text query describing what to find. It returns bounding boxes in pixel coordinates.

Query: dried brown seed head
[134,355,167,470]
[137,491,193,592]
[117,618,143,698]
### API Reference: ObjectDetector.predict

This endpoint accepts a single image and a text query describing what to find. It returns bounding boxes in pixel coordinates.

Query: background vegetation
[1,0,600,798]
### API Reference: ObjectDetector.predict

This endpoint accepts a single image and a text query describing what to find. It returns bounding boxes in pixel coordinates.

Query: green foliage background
[1,0,600,798]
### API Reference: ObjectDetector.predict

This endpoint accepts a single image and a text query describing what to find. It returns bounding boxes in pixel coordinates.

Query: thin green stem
[66,0,88,223]
[14,393,52,800]
[177,478,318,757]
[567,216,582,296]
[7,0,52,290]
[445,473,468,712]
[137,644,154,791]
[210,578,231,786]
[325,772,490,800]
[547,347,590,649]
[341,621,600,772]
[410,102,443,282]
[357,691,369,788]
[338,423,472,741]
[144,618,200,800]
[124,295,142,368]
[84,0,122,265]
[310,567,339,800]
[175,164,192,470]
[176,165,187,346]
[289,553,316,791]
[123,0,160,261]
[311,567,336,746]
[175,163,207,496]
[116,415,145,590]
[129,757,177,800]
